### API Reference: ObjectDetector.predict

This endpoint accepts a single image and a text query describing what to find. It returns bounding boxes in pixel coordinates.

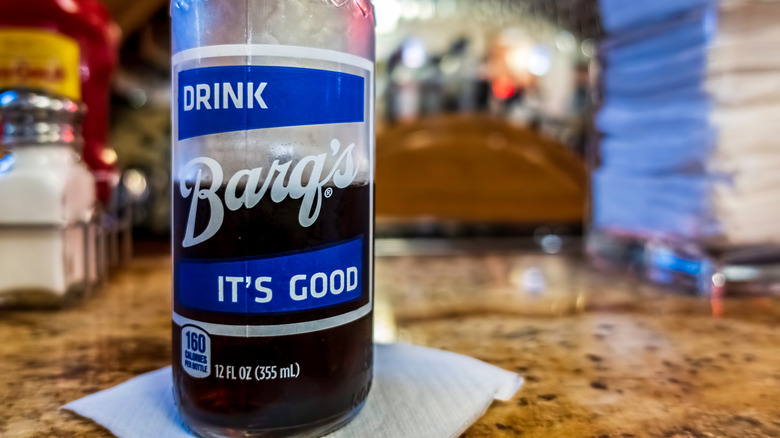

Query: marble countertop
[1,246,780,437]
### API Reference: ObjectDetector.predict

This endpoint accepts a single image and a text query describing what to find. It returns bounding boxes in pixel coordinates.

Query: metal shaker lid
[0,88,87,150]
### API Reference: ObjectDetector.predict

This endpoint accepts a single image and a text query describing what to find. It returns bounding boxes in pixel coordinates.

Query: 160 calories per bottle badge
[182,325,211,378]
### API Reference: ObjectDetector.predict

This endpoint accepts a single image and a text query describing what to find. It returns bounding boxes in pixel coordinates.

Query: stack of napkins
[64,343,522,438]
[595,0,780,247]
[708,0,780,245]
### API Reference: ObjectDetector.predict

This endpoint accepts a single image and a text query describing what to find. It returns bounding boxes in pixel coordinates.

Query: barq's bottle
[170,1,375,436]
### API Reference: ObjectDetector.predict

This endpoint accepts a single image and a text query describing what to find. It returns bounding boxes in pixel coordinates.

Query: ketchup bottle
[0,0,119,203]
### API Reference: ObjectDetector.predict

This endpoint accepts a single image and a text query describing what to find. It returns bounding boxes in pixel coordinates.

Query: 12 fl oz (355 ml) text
[213,363,301,381]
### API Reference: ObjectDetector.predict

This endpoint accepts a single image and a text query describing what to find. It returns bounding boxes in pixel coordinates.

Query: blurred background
[101,0,601,244]
[2,0,780,299]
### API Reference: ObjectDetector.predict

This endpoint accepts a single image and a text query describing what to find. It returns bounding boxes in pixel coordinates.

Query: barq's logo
[179,139,358,248]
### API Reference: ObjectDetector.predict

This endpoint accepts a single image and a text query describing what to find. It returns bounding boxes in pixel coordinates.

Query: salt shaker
[0,89,98,307]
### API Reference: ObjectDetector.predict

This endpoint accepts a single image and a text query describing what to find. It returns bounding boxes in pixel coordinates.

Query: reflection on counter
[5,251,780,437]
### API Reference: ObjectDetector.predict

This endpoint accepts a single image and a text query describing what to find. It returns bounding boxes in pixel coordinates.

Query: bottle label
[0,29,81,99]
[177,237,363,314]
[177,66,365,140]
[172,45,373,340]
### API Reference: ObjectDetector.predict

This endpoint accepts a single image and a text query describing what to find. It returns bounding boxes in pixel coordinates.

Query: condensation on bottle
[170,1,375,436]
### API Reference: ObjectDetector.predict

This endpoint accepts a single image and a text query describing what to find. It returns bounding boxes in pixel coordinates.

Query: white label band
[173,44,374,72]
[173,302,372,337]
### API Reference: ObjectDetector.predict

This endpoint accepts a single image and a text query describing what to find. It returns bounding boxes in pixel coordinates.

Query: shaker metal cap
[0,88,87,149]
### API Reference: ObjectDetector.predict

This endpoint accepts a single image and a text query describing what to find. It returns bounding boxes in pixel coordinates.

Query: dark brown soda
[172,183,373,437]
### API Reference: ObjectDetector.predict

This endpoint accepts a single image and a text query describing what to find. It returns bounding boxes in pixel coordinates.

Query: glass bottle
[170,1,375,436]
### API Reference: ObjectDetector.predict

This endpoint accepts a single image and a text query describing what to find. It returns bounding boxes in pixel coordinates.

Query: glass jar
[0,89,98,307]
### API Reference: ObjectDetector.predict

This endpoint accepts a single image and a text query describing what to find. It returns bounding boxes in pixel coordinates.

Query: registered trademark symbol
[324,187,334,198]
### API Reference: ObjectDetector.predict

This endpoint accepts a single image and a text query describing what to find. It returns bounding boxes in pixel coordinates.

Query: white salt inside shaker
[0,89,97,306]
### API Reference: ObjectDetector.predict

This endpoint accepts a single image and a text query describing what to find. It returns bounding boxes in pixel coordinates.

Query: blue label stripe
[177,238,363,314]
[177,65,365,140]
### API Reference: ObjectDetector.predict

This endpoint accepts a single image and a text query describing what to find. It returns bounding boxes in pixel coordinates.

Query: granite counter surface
[1,249,779,437]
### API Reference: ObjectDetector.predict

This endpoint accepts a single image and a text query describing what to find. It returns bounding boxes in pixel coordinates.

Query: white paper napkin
[63,343,523,438]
